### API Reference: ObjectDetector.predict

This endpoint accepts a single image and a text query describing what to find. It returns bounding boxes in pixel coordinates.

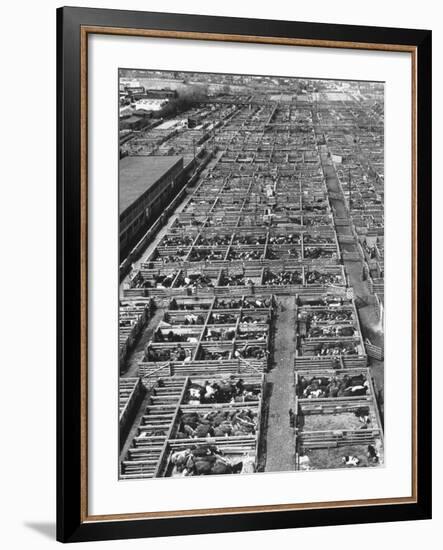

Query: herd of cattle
[119,81,384,478]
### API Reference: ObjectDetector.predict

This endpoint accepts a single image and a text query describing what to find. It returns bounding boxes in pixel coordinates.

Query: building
[120,115,149,131]
[144,88,177,99]
[125,85,145,97]
[119,155,183,257]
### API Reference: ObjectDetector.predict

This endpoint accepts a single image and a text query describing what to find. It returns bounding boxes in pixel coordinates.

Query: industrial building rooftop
[119,155,183,216]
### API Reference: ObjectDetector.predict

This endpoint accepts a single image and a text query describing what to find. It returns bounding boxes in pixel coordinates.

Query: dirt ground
[263,296,297,472]
[301,444,381,470]
[121,307,166,377]
[302,412,365,431]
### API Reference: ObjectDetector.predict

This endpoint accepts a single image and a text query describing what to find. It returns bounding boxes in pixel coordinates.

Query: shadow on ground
[24,522,56,540]
[257,381,274,471]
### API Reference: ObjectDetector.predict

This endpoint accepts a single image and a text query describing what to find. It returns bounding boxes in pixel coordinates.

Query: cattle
[367,444,380,463]
[183,378,260,406]
[171,445,246,476]
[342,455,360,466]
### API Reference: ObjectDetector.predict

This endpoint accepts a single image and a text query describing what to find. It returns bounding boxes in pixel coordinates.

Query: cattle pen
[118,71,384,479]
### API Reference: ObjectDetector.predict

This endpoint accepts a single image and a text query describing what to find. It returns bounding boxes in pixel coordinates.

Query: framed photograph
[57,6,432,543]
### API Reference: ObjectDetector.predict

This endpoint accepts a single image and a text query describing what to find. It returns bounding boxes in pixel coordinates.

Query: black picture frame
[57,6,432,543]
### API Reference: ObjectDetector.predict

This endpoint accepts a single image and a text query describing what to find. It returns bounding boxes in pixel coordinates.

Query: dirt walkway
[264,296,297,472]
[122,308,165,377]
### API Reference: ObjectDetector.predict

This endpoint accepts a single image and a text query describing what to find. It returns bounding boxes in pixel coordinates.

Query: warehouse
[120,114,149,131]
[119,155,183,258]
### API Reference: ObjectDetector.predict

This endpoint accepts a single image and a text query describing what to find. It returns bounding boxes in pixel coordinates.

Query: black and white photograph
[118,69,385,480]
[0,0,435,545]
